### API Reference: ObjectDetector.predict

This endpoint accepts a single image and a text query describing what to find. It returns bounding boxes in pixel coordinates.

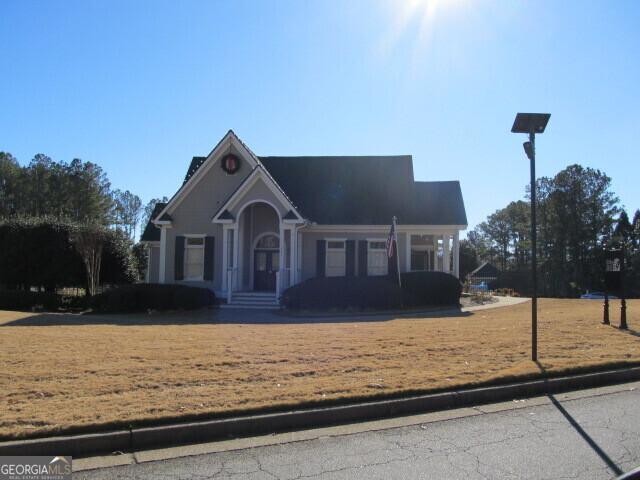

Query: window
[184,237,204,280]
[256,234,279,249]
[410,234,435,271]
[367,240,388,276]
[325,240,346,277]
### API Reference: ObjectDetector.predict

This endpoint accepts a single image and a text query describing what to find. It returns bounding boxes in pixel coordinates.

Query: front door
[254,250,279,291]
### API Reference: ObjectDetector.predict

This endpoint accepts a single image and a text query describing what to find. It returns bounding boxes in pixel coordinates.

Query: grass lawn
[1,298,639,440]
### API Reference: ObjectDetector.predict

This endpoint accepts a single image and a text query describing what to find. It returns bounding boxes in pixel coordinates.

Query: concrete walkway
[161,295,530,324]
[462,295,529,313]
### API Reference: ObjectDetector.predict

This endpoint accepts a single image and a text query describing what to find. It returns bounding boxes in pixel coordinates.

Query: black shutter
[316,239,326,277]
[346,240,355,277]
[174,236,185,281]
[204,236,215,281]
[358,240,368,276]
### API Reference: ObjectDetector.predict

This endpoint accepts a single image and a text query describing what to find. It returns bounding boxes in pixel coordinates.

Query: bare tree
[72,225,107,296]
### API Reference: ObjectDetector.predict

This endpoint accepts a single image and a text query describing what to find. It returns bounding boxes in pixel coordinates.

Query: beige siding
[299,231,408,281]
[227,177,289,218]
[148,245,160,283]
[163,148,253,291]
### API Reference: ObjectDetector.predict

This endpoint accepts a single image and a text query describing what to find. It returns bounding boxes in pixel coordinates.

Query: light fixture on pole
[511,112,551,362]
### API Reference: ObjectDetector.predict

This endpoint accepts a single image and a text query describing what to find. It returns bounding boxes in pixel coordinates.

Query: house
[467,261,500,286]
[140,131,467,307]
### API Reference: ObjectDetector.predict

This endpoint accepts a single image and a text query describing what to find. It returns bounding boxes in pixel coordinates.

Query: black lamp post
[511,113,551,362]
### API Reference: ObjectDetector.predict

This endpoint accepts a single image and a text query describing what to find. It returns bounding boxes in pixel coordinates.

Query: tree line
[0,151,165,293]
[0,151,162,239]
[463,164,640,297]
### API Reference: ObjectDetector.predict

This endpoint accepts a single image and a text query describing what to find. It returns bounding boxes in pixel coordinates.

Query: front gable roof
[211,166,304,223]
[153,130,261,225]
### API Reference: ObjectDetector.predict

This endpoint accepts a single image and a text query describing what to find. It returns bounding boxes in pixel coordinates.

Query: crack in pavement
[75,387,640,480]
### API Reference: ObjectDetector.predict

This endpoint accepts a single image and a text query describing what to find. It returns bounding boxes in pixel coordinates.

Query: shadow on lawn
[1,305,472,326]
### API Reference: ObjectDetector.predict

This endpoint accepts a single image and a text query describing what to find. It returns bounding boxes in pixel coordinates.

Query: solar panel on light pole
[511,112,551,362]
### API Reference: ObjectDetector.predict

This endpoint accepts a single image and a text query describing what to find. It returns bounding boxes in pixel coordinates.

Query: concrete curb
[2,365,639,458]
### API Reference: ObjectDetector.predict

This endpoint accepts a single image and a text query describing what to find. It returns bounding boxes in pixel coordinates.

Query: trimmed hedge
[0,217,139,291]
[281,276,403,310]
[0,290,62,311]
[281,271,462,311]
[89,284,216,313]
[400,271,463,307]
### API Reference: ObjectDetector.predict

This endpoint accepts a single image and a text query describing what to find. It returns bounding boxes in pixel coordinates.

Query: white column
[297,230,303,283]
[443,234,451,273]
[159,226,167,284]
[145,244,151,283]
[232,227,239,290]
[288,228,295,287]
[405,233,411,272]
[222,225,229,291]
[453,231,460,278]
[238,221,244,290]
[278,221,285,294]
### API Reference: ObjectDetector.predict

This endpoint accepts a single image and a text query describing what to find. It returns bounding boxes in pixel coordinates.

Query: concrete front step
[220,303,280,310]
[223,291,279,309]
[232,292,277,298]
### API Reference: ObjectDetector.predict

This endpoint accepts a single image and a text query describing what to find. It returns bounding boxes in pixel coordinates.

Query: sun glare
[380,0,469,57]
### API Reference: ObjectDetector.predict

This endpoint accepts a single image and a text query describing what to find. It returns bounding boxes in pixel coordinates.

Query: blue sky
[1,0,639,234]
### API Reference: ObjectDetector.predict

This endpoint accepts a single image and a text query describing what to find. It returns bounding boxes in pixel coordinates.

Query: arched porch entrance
[221,200,298,300]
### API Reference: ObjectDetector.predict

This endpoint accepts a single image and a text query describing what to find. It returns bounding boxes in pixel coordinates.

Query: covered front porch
[220,200,300,305]
[211,165,306,306]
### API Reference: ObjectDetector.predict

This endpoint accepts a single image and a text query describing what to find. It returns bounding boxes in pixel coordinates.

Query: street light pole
[529,131,538,361]
[512,113,550,363]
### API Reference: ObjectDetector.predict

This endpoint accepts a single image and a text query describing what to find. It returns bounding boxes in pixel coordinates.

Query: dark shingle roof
[179,152,467,226]
[140,203,166,242]
[469,262,500,278]
[183,156,207,185]
[259,156,467,225]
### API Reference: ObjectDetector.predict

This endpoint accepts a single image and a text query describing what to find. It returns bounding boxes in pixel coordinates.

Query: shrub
[90,284,216,313]
[0,217,140,291]
[0,290,62,311]
[400,271,462,307]
[281,276,403,311]
[281,272,462,311]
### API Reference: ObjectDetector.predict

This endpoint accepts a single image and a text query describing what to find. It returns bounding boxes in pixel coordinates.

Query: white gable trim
[153,131,260,224]
[212,167,303,223]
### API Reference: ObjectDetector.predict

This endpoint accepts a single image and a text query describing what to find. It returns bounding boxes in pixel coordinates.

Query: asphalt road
[76,384,640,479]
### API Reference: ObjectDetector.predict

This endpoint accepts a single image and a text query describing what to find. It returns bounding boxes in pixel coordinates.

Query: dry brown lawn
[1,298,639,440]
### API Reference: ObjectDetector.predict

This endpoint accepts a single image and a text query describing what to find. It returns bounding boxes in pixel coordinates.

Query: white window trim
[366,238,388,276]
[183,235,206,282]
[325,238,346,277]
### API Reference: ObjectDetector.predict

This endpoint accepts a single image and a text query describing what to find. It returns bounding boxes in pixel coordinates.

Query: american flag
[386,218,397,258]
[387,216,402,288]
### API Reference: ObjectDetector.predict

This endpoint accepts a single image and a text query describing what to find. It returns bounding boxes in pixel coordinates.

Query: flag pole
[393,216,402,288]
